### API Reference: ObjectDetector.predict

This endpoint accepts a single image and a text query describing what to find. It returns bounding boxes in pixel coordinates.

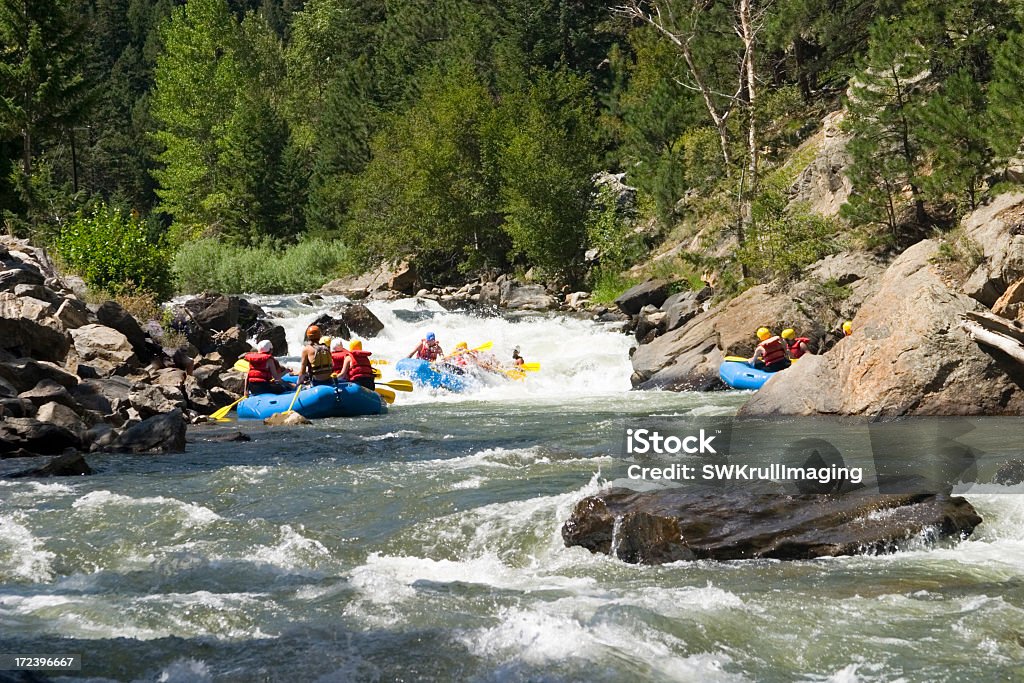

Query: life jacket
[331,349,350,374]
[787,337,811,359]
[245,352,274,383]
[347,349,374,381]
[416,340,442,361]
[758,336,787,366]
[309,343,333,377]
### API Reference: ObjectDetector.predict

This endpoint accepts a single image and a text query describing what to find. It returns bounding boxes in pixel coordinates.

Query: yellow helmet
[455,341,468,350]
[321,336,332,349]
[756,327,771,341]
[781,328,796,340]
[842,321,853,336]
[350,340,363,351]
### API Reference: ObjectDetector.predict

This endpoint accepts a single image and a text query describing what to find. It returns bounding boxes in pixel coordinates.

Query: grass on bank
[173,238,356,294]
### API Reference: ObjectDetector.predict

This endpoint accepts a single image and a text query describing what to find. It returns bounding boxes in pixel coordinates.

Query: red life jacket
[788,337,811,359]
[245,352,273,383]
[331,350,350,374]
[416,340,442,361]
[758,336,787,366]
[347,350,374,381]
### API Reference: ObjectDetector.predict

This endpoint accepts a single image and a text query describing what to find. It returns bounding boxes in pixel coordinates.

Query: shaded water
[1,298,1023,681]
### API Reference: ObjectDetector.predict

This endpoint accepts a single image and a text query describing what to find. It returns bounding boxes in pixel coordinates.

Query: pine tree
[988,31,1024,162]
[917,69,991,211]
[0,0,92,177]
[149,0,247,240]
[841,18,929,238]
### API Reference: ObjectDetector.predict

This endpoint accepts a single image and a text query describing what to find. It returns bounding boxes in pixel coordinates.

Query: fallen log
[962,319,1024,365]
[963,310,1024,345]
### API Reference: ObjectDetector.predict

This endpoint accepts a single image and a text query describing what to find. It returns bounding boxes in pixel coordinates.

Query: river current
[1,296,1022,681]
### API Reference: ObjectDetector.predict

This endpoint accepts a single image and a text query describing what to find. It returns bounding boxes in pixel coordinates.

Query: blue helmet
[426,332,436,341]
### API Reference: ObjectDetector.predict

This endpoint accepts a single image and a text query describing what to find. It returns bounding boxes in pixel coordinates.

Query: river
[1,296,1022,682]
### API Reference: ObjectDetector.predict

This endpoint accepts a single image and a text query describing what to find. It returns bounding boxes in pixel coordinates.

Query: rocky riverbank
[0,236,378,478]
[624,192,1024,416]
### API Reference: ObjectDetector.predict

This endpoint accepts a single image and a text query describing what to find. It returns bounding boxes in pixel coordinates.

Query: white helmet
[330,338,345,352]
[257,340,273,353]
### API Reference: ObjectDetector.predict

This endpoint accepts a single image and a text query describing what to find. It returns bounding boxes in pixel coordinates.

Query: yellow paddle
[723,355,798,364]
[375,386,395,403]
[442,341,493,361]
[211,396,243,420]
[377,379,414,392]
[520,362,540,372]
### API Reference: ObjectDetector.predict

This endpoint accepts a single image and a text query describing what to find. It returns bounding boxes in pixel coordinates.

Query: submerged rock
[9,451,93,478]
[562,486,981,564]
[264,411,311,426]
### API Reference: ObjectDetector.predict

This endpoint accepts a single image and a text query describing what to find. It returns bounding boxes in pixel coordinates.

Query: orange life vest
[347,349,374,381]
[331,350,350,374]
[788,337,811,359]
[245,352,273,383]
[758,336,787,366]
[415,340,442,361]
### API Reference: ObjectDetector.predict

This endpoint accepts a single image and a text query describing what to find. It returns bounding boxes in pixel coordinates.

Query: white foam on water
[0,513,55,583]
[154,658,213,683]
[461,605,743,681]
[72,490,221,528]
[243,524,333,573]
[361,429,423,441]
[246,294,636,404]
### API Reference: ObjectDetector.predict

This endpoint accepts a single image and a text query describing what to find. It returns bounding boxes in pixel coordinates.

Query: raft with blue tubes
[718,360,783,391]
[395,358,468,392]
[237,381,387,419]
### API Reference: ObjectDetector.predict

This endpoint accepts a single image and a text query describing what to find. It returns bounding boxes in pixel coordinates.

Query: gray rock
[961,192,1024,306]
[341,303,385,338]
[185,294,239,332]
[563,486,981,564]
[0,264,45,290]
[18,379,78,410]
[249,320,288,356]
[71,376,135,416]
[0,292,71,362]
[212,325,252,361]
[112,408,187,453]
[309,314,351,340]
[34,401,87,437]
[70,324,138,377]
[9,451,93,478]
[0,358,78,393]
[264,411,311,426]
[129,384,187,419]
[504,284,556,311]
[0,418,81,455]
[660,289,706,333]
[0,398,36,418]
[614,279,670,315]
[93,300,155,361]
[55,298,91,329]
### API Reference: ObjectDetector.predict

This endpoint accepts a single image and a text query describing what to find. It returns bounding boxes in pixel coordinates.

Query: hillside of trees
[3,0,1024,299]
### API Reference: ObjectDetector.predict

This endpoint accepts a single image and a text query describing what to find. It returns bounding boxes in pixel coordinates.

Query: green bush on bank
[172,238,355,294]
[56,203,174,300]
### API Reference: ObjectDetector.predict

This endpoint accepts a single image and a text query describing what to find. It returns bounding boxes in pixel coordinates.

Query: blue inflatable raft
[395,358,467,392]
[718,360,784,391]
[237,382,387,420]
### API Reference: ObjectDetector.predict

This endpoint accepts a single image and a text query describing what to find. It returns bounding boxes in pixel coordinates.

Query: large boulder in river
[0,358,78,394]
[0,417,81,455]
[92,300,156,362]
[341,303,384,338]
[112,408,187,453]
[70,324,138,377]
[0,292,71,362]
[249,320,288,355]
[961,192,1024,306]
[740,240,1024,416]
[562,486,981,564]
[184,293,239,332]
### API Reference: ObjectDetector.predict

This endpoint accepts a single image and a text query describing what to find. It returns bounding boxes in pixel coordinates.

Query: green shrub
[172,237,355,294]
[590,269,638,305]
[56,203,173,300]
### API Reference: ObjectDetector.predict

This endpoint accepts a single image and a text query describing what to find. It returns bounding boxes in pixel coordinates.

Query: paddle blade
[233,359,250,373]
[375,386,395,404]
[724,356,750,363]
[373,367,382,378]
[379,379,414,392]
[520,362,541,372]
[474,341,493,352]
[370,359,389,365]
[285,382,304,413]
[211,396,243,420]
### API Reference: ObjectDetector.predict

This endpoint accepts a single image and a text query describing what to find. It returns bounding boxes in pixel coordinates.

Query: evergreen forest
[3,0,1024,299]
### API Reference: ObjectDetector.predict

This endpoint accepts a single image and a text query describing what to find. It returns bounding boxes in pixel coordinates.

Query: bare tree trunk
[739,0,757,200]
[22,128,32,177]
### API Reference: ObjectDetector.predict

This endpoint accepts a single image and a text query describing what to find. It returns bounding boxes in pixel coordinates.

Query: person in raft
[337,340,376,390]
[408,332,444,361]
[329,337,349,374]
[511,347,525,367]
[843,320,853,336]
[781,328,812,359]
[298,324,335,386]
[244,340,291,395]
[749,327,791,372]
